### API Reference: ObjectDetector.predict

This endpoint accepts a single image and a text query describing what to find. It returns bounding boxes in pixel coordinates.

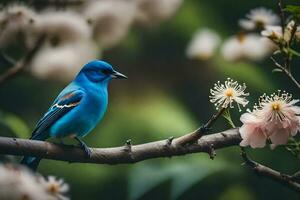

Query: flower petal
[269,128,290,145]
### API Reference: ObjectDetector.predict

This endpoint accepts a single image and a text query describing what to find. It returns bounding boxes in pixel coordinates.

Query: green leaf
[170,159,230,199]
[128,157,233,200]
[289,48,300,57]
[128,164,171,200]
[0,112,30,138]
[272,68,283,73]
[285,5,300,20]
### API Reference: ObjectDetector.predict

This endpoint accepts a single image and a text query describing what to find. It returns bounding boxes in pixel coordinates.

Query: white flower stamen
[40,176,70,200]
[261,20,300,43]
[209,78,249,111]
[256,91,295,122]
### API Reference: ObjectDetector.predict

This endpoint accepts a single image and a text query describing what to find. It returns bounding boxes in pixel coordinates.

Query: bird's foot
[80,143,92,158]
[75,137,92,158]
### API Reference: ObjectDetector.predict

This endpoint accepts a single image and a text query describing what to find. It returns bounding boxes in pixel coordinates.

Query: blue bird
[21,60,127,170]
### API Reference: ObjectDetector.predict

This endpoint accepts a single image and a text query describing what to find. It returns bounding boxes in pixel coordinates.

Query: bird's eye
[101,69,111,75]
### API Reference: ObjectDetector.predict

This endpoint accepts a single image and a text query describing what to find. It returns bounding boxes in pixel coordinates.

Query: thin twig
[175,107,226,146]
[277,0,293,71]
[291,171,300,182]
[278,0,285,35]
[0,35,46,85]
[241,150,300,193]
[270,57,300,89]
[0,128,241,165]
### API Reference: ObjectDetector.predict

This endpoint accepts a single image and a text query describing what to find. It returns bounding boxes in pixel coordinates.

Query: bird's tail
[20,133,48,171]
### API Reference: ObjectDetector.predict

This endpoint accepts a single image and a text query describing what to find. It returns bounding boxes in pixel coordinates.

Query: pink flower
[239,112,267,148]
[239,92,300,148]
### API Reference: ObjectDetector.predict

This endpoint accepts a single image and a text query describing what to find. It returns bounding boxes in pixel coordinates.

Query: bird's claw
[75,137,92,158]
[78,143,92,158]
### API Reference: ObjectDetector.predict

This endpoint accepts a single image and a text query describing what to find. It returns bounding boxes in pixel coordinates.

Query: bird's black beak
[111,70,127,79]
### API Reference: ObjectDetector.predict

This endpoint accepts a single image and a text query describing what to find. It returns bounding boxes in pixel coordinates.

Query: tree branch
[241,150,300,193]
[0,35,46,85]
[1,125,299,193]
[0,128,241,164]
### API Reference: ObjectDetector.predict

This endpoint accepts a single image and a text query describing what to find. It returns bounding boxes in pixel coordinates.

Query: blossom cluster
[209,79,300,149]
[0,1,183,81]
[186,7,300,62]
[190,5,300,150]
[0,164,69,200]
[240,92,300,149]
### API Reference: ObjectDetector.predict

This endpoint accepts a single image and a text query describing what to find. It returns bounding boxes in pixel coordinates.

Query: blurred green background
[0,0,300,199]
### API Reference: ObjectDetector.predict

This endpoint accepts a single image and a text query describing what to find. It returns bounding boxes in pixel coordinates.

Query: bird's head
[78,60,127,83]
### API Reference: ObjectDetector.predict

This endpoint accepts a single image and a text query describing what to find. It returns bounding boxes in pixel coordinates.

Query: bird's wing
[31,90,84,139]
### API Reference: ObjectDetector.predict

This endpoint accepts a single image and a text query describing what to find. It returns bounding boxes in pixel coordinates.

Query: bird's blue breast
[49,83,108,138]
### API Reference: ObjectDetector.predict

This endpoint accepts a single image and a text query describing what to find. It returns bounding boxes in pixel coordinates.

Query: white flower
[37,10,91,45]
[209,78,249,111]
[221,33,276,62]
[135,0,182,26]
[0,164,55,200]
[261,25,282,41]
[31,41,99,82]
[261,20,299,43]
[0,4,37,47]
[240,91,300,149]
[84,0,136,48]
[186,28,221,60]
[40,176,70,200]
[239,7,279,30]
[283,20,296,42]
[30,10,98,81]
